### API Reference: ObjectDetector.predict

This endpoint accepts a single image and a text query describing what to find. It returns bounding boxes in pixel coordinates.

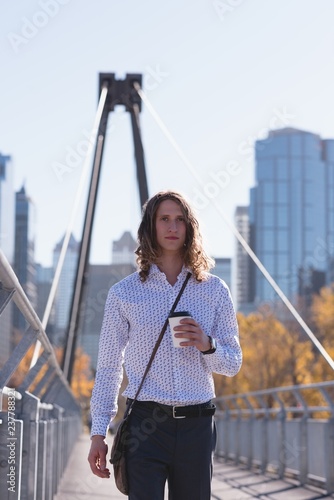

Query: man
[88,191,242,499]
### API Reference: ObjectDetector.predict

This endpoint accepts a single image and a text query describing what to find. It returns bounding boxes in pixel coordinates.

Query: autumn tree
[70,346,95,423]
[8,342,94,425]
[214,306,315,398]
[310,284,334,381]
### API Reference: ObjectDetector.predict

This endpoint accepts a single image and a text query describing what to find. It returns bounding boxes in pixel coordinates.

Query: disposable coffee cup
[168,311,192,348]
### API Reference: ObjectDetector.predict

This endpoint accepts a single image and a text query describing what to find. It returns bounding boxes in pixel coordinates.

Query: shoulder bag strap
[126,271,191,415]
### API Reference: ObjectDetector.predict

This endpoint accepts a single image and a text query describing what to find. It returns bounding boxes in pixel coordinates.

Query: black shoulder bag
[109,272,191,495]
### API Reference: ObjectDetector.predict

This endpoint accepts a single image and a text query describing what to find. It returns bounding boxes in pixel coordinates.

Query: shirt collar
[148,264,192,281]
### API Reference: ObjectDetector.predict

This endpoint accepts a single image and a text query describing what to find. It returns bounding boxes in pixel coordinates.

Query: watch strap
[201,336,216,355]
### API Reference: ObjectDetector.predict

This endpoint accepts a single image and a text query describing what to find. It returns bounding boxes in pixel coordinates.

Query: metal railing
[214,381,334,493]
[0,250,82,500]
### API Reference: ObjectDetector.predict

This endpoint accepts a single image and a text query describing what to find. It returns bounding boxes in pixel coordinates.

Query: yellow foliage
[214,283,334,405]
[310,283,334,381]
[311,284,334,341]
[214,306,315,398]
[71,346,94,401]
[7,339,94,412]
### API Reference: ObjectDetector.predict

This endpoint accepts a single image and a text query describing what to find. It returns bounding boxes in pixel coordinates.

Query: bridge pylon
[62,73,149,384]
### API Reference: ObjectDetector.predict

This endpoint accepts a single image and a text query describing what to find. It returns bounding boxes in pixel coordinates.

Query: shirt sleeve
[203,282,242,377]
[90,287,129,437]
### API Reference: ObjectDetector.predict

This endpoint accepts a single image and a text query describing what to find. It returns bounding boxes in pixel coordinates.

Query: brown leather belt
[127,399,216,419]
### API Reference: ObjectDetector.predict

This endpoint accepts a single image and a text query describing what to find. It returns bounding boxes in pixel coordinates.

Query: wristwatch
[201,336,217,355]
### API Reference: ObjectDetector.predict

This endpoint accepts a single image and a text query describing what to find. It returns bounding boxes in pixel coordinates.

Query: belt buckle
[172,405,186,419]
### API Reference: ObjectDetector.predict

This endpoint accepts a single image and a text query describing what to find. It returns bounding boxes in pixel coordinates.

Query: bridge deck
[55,433,334,500]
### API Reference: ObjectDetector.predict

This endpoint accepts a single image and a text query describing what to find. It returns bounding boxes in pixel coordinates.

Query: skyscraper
[13,185,37,331]
[234,206,253,312]
[249,127,334,308]
[53,233,79,344]
[0,153,14,365]
[35,263,55,334]
[0,153,14,262]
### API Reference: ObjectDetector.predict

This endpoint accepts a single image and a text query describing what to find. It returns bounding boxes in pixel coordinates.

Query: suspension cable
[30,84,109,368]
[134,82,334,371]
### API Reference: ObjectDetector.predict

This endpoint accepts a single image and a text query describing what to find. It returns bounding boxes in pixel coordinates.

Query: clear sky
[2,0,334,267]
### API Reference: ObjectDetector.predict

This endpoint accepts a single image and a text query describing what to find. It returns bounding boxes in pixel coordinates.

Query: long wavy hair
[135,191,215,282]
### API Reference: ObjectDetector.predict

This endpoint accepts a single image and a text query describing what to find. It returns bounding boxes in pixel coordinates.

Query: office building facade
[0,153,14,262]
[0,153,14,365]
[79,231,137,369]
[249,127,334,307]
[234,206,254,313]
[78,262,136,370]
[13,185,37,331]
[35,264,55,338]
[53,233,79,344]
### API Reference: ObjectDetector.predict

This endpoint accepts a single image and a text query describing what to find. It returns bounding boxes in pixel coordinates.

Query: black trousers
[125,402,216,500]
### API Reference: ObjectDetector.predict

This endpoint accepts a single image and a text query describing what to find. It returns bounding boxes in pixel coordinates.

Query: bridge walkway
[55,433,334,500]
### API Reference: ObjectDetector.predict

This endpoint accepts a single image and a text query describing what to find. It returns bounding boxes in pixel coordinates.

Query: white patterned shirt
[90,265,242,437]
